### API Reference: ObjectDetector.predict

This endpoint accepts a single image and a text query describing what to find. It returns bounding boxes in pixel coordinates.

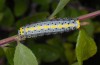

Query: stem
[78,10,100,20]
[0,10,100,46]
[0,35,18,45]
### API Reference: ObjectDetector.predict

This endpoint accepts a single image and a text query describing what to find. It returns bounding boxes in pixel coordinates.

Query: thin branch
[0,35,18,46]
[78,10,100,20]
[0,10,100,46]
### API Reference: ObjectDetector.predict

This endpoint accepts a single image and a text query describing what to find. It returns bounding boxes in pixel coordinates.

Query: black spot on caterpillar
[18,18,80,38]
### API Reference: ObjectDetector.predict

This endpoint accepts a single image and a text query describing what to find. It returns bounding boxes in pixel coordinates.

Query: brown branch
[0,35,18,46]
[78,10,100,20]
[0,10,100,46]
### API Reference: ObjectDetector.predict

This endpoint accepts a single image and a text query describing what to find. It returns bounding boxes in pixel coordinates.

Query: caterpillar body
[18,18,80,38]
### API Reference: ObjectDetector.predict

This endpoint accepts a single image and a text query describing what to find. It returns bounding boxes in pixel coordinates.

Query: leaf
[49,0,70,19]
[29,44,60,62]
[3,44,15,65]
[41,45,60,62]
[57,9,67,17]
[0,7,14,27]
[76,29,97,65]
[14,42,38,65]
[0,0,5,11]
[0,47,4,58]
[47,36,64,55]
[67,31,78,42]
[47,36,62,46]
[0,13,4,21]
[65,7,80,17]
[51,1,58,11]
[69,8,80,17]
[32,0,51,11]
[32,0,51,5]
[94,22,100,33]
[14,0,29,16]
[64,43,76,65]
[82,21,94,36]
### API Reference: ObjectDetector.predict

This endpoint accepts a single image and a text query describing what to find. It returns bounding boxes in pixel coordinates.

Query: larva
[18,18,80,38]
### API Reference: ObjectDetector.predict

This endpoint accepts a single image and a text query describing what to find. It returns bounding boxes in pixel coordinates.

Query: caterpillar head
[18,27,24,36]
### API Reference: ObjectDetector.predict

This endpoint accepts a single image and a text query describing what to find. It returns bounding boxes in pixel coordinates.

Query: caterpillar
[18,18,80,38]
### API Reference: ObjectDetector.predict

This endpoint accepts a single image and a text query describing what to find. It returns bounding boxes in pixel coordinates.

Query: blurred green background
[0,0,100,65]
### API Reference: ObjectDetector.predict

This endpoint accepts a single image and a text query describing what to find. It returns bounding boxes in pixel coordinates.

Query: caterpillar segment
[18,18,80,38]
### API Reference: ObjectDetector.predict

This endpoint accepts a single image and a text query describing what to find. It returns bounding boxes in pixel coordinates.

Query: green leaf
[51,1,58,11]
[14,42,38,65]
[57,9,67,17]
[65,7,80,17]
[32,0,51,5]
[3,44,15,65]
[67,31,78,42]
[94,22,100,33]
[0,47,4,58]
[32,0,51,11]
[64,43,76,65]
[14,0,29,16]
[0,7,14,27]
[76,29,97,65]
[0,13,4,21]
[0,0,5,11]
[28,44,60,62]
[69,8,80,17]
[47,36,62,46]
[47,36,64,55]
[82,21,94,36]
[49,0,70,19]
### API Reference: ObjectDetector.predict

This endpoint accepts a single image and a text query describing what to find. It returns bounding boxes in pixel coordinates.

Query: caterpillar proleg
[18,18,80,38]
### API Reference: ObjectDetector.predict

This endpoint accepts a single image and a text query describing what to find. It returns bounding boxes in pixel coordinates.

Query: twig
[0,10,100,46]
[0,35,18,46]
[78,10,100,20]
